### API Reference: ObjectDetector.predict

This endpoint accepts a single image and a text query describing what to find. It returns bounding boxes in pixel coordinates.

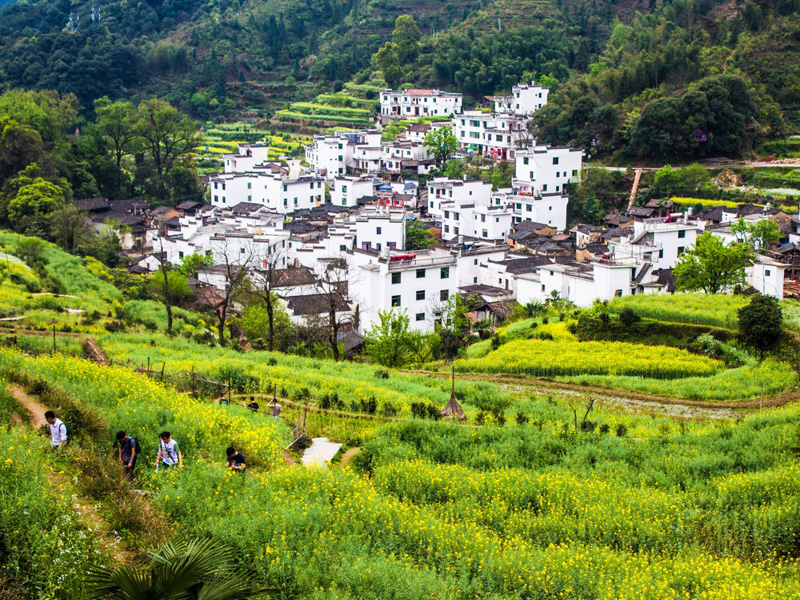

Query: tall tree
[374,42,403,89]
[365,309,414,367]
[392,15,422,64]
[210,237,254,346]
[147,244,193,335]
[134,99,200,202]
[48,204,91,252]
[94,97,137,194]
[731,218,781,250]
[423,126,459,165]
[313,257,354,361]
[0,117,45,189]
[673,232,754,294]
[250,242,289,352]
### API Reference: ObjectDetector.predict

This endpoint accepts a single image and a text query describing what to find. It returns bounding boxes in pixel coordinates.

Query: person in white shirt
[156,431,183,470]
[44,411,67,449]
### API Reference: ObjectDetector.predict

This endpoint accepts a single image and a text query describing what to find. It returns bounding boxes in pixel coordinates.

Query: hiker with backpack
[45,411,67,450]
[156,431,183,470]
[116,431,139,479]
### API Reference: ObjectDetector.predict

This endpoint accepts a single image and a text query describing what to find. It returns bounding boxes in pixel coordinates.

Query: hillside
[2,229,800,598]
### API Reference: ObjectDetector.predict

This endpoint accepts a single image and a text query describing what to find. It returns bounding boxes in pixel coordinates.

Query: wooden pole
[53,325,56,352]
[161,362,166,382]
[147,357,150,374]
[191,366,196,396]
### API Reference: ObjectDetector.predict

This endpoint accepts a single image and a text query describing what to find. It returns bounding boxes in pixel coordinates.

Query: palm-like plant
[88,538,269,600]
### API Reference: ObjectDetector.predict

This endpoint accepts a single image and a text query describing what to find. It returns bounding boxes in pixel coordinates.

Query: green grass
[610,293,748,328]
[274,110,373,126]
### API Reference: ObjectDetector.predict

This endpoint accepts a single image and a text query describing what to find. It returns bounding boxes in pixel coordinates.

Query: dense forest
[1,0,798,159]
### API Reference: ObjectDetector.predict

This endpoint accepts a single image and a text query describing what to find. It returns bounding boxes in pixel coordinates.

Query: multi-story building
[441,203,515,242]
[209,163,325,214]
[355,208,406,251]
[491,82,549,116]
[304,130,383,177]
[426,178,494,220]
[380,89,462,119]
[513,146,584,197]
[330,175,375,208]
[222,144,271,173]
[382,139,433,175]
[351,247,459,332]
[452,112,530,160]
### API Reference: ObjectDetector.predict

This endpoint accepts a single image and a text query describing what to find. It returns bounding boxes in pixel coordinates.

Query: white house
[380,89,462,118]
[330,175,374,207]
[427,178,494,220]
[355,208,406,251]
[441,203,516,242]
[304,130,383,177]
[223,144,271,173]
[452,112,529,160]
[492,82,549,116]
[209,165,325,214]
[513,146,584,197]
[351,248,459,332]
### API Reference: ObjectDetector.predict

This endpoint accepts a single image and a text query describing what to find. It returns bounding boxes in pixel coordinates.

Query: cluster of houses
[103,80,797,341]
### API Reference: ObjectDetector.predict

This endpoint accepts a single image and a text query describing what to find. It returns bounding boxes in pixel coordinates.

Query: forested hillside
[1,0,798,159]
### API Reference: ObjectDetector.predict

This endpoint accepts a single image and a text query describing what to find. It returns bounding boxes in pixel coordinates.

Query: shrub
[619,307,641,326]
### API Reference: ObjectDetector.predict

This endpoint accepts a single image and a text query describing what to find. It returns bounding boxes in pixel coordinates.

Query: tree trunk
[217,307,227,346]
[166,303,173,335]
[330,309,340,361]
[267,298,275,352]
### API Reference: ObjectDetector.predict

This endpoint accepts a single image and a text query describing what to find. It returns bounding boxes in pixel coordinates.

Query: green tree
[375,43,403,89]
[147,266,193,335]
[0,117,45,189]
[423,126,459,165]
[94,98,138,193]
[242,298,295,351]
[134,99,201,202]
[178,252,214,278]
[731,218,781,250]
[738,294,782,356]
[673,232,754,294]
[0,90,79,145]
[88,538,267,600]
[405,220,435,250]
[49,204,91,252]
[7,179,65,230]
[392,15,422,64]
[653,165,680,197]
[365,309,414,367]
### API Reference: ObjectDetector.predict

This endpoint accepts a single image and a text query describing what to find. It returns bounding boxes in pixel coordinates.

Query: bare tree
[147,238,192,335]
[313,257,354,361]
[250,241,288,352]
[49,204,91,252]
[210,236,255,347]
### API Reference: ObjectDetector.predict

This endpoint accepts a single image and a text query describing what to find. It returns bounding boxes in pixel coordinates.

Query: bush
[619,307,641,326]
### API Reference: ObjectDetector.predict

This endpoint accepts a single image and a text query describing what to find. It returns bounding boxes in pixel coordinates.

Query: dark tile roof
[177,201,202,211]
[602,226,632,239]
[75,197,110,212]
[501,256,551,273]
[628,207,656,218]
[272,267,318,288]
[459,284,510,296]
[644,198,676,209]
[287,293,351,316]
[513,221,551,232]
[229,202,264,215]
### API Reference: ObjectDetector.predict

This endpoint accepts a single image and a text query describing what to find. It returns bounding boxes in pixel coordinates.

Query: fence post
[53,325,56,352]
[191,366,196,396]
[161,362,166,382]
[147,357,150,374]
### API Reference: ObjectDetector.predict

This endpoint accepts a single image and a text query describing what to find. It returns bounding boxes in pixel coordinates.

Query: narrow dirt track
[8,384,48,427]
[404,370,800,410]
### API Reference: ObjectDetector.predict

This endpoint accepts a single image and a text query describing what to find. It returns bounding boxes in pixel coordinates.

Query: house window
[214,195,218,202]
[377,227,382,234]
[340,245,347,251]
[678,246,685,255]
[766,269,772,276]
[416,290,426,300]
[543,185,548,192]
[247,182,252,189]
[416,269,425,278]
[553,157,559,165]
[391,295,401,307]
[572,170,578,177]
[678,230,686,239]
[178,251,184,259]
[440,290,450,301]
[440,267,450,279]
[391,272,401,284]
[473,259,478,265]
[416,312,425,321]
[659,249,664,259]
[523,157,529,165]
[615,289,623,297]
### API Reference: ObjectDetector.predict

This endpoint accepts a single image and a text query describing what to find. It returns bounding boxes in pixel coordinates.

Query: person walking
[116,431,139,479]
[269,401,282,419]
[246,397,259,413]
[156,431,183,470]
[225,447,246,473]
[44,411,67,450]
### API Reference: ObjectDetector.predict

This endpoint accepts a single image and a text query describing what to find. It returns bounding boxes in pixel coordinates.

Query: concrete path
[301,437,342,468]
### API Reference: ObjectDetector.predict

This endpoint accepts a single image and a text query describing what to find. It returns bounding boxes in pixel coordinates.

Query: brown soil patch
[339,448,361,468]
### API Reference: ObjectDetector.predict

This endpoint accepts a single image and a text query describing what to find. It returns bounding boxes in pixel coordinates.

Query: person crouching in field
[116,431,139,479]
[156,431,182,470]
[226,446,246,473]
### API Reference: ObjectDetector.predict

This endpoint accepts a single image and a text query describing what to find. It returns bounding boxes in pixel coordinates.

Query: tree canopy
[674,232,754,294]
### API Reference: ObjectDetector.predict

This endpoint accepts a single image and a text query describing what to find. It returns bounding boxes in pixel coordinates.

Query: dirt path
[8,384,48,427]
[405,370,800,411]
[7,383,134,564]
[339,448,361,468]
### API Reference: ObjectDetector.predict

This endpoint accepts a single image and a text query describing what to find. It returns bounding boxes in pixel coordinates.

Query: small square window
[391,295,401,307]
[678,246,685,255]
[391,272,401,285]
[416,290,426,301]
[440,290,449,301]
[415,313,425,321]
[377,227,382,234]
[553,157,559,165]
[440,267,450,279]
[766,269,772,276]
[678,230,686,239]
[416,269,425,278]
